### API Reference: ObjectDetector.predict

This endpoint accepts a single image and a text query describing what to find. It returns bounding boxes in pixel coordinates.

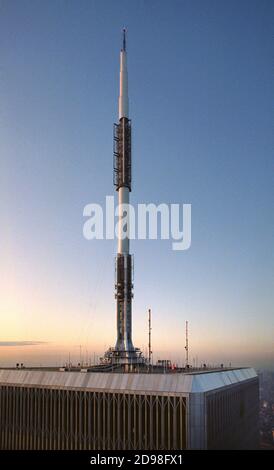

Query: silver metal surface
[107,31,143,366]
[0,368,258,449]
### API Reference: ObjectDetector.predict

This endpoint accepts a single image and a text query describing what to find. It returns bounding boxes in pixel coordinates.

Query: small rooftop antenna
[148,309,152,369]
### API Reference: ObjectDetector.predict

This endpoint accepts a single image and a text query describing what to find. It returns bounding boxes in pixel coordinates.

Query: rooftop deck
[0,367,257,395]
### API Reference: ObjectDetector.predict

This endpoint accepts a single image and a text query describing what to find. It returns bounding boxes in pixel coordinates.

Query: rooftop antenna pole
[185,321,189,368]
[148,309,152,369]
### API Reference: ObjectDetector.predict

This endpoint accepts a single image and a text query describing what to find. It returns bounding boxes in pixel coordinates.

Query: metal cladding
[106,30,143,366]
[0,368,259,449]
[115,254,133,302]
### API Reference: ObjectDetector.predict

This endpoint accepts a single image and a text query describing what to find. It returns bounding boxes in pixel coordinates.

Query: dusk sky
[0,0,273,368]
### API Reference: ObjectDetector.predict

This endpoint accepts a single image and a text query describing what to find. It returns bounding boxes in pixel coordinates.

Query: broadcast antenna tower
[104,29,144,369]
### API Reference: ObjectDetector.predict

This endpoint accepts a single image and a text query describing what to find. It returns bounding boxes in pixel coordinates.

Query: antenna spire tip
[122,27,127,51]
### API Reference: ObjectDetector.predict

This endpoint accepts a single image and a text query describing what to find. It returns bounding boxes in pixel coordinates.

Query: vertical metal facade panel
[0,386,186,450]
[205,378,259,449]
[187,392,206,449]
